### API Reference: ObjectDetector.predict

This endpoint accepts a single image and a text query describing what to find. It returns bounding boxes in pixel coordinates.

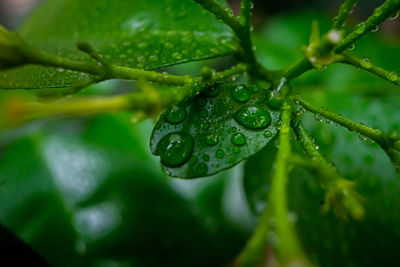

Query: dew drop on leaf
[215,149,225,159]
[165,105,187,124]
[157,132,194,167]
[202,154,210,162]
[197,163,208,176]
[232,85,250,102]
[231,133,247,146]
[264,130,273,138]
[233,147,241,154]
[234,106,271,130]
[205,134,218,146]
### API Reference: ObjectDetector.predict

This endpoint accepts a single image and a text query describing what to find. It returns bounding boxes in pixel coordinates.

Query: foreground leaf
[0,0,235,89]
[150,83,281,178]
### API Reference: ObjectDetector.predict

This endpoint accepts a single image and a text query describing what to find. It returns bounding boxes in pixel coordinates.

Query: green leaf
[0,0,235,89]
[150,83,281,178]
[0,114,248,266]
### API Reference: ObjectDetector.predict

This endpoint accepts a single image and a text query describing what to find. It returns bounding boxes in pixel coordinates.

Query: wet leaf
[0,0,235,89]
[150,83,281,178]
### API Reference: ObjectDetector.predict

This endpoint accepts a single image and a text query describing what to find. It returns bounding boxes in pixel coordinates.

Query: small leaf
[150,83,281,178]
[0,0,235,89]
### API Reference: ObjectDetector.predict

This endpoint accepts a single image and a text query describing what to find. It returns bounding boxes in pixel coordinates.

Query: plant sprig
[293,95,400,174]
[291,118,365,220]
[237,100,311,267]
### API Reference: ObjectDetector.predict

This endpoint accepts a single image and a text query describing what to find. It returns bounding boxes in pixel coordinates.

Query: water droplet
[205,134,218,146]
[358,134,367,141]
[231,133,247,146]
[202,86,220,97]
[251,85,259,92]
[233,147,241,154]
[390,11,399,20]
[371,25,379,32]
[200,110,208,118]
[197,163,208,176]
[264,130,273,138]
[202,154,210,162]
[387,71,398,82]
[314,113,323,122]
[165,105,186,124]
[235,106,271,130]
[215,149,225,159]
[189,156,198,165]
[232,85,250,102]
[230,127,237,133]
[348,44,355,51]
[361,57,372,69]
[201,121,210,130]
[157,132,194,167]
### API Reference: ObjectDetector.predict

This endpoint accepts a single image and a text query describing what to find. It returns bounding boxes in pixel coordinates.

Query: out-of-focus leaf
[150,83,280,178]
[0,0,235,89]
[0,114,248,266]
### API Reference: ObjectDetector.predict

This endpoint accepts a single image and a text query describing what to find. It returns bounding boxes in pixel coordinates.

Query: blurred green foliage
[0,2,400,267]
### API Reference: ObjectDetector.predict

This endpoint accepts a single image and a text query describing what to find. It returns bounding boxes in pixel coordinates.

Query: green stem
[294,95,400,175]
[338,54,400,86]
[291,119,365,219]
[333,0,359,30]
[294,96,388,144]
[240,0,253,30]
[192,0,274,81]
[237,100,310,266]
[284,58,313,80]
[335,0,400,53]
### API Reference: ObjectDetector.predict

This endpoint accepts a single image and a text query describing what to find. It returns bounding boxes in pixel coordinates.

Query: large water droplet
[231,133,247,146]
[157,132,193,167]
[232,85,250,102]
[235,106,271,130]
[165,105,186,124]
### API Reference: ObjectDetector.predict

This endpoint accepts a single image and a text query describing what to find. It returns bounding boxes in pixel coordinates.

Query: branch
[192,0,275,81]
[293,95,400,174]
[291,119,365,219]
[338,54,399,86]
[333,0,359,30]
[335,0,400,53]
[240,0,253,30]
[237,100,311,267]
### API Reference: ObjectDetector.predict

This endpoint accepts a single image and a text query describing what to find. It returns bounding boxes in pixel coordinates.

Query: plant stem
[335,0,400,53]
[294,96,385,144]
[294,95,400,175]
[338,54,400,87]
[192,0,274,81]
[237,100,310,266]
[284,58,313,80]
[240,0,253,30]
[291,119,365,219]
[333,0,359,30]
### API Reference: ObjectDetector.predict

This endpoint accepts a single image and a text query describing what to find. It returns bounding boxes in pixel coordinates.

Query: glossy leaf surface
[0,0,235,89]
[150,83,281,178]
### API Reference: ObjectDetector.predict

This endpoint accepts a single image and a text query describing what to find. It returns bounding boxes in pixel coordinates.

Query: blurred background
[1,0,400,266]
